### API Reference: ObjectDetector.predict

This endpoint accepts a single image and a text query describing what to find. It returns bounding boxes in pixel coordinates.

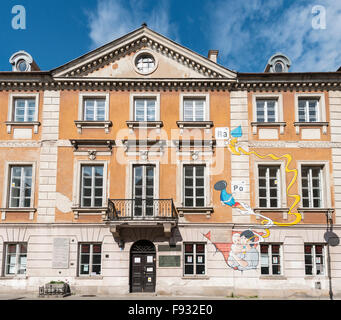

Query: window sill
[126,121,163,129]
[182,276,209,280]
[177,121,213,131]
[297,208,334,220]
[177,207,214,218]
[259,275,287,280]
[0,208,36,221]
[5,121,40,134]
[251,122,286,135]
[304,275,328,280]
[294,122,329,134]
[75,276,103,280]
[74,121,112,134]
[71,207,107,220]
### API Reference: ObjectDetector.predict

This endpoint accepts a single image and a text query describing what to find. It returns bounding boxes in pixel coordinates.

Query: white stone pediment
[52,26,236,80]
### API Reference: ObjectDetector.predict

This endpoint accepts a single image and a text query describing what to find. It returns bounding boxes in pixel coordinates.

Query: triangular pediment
[51,26,236,79]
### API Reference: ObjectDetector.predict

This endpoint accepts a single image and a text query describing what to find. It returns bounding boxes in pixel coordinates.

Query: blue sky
[0,0,340,73]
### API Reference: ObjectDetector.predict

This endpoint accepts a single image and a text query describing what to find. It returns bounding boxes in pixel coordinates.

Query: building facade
[0,25,341,298]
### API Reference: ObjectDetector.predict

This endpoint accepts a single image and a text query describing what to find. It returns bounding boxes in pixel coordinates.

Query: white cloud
[87,0,178,49]
[208,0,341,72]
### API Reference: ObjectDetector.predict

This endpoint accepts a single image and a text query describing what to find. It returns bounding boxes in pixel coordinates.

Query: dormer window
[265,53,291,73]
[17,59,28,72]
[9,51,40,72]
[133,50,158,75]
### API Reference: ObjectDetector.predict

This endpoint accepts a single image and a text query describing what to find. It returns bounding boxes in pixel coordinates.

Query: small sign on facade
[215,127,230,140]
[231,181,246,193]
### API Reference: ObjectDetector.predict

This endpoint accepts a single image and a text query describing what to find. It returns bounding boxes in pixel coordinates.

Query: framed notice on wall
[159,256,181,267]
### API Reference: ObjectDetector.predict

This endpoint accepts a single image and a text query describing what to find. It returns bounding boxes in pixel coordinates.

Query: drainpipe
[326,211,333,300]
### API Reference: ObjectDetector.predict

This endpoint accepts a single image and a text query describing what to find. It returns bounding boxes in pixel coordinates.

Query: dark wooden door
[130,253,156,293]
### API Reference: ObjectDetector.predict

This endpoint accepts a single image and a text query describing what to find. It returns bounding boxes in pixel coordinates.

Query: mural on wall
[208,125,302,271]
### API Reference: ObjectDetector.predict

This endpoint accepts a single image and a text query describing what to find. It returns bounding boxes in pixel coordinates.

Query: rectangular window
[184,165,205,207]
[298,99,319,122]
[304,244,325,276]
[260,244,281,275]
[301,166,323,208]
[9,166,32,208]
[14,98,36,122]
[4,243,27,276]
[83,98,106,121]
[183,99,205,121]
[81,165,104,207]
[258,166,280,208]
[184,243,205,275]
[256,99,277,122]
[134,98,156,121]
[79,243,102,276]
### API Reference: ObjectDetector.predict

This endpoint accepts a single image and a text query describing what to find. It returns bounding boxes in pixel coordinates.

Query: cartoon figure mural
[208,125,302,272]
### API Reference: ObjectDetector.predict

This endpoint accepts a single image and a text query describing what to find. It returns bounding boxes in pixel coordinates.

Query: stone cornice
[1,78,341,92]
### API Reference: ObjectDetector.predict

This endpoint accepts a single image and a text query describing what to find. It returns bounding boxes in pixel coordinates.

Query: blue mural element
[231,126,242,138]
[214,180,240,208]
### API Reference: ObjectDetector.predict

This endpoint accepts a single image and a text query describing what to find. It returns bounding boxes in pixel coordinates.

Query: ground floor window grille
[79,243,102,276]
[260,244,281,275]
[305,244,325,275]
[5,243,27,276]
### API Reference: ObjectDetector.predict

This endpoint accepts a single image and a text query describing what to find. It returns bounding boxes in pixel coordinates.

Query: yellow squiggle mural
[227,135,301,238]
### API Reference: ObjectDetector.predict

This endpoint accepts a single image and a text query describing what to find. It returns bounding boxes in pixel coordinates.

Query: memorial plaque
[52,238,69,269]
[159,255,181,267]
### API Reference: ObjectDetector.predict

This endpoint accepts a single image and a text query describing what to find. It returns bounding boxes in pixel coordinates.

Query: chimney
[208,50,219,63]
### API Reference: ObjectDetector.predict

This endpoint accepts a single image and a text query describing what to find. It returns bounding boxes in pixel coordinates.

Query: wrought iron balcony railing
[107,199,178,221]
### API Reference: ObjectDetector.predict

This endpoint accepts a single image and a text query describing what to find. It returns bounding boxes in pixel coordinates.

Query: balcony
[106,199,178,239]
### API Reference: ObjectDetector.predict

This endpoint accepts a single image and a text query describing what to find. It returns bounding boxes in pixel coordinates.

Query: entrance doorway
[130,240,156,293]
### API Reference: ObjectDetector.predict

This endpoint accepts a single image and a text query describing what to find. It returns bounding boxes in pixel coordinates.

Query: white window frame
[183,242,206,276]
[294,93,327,134]
[260,243,282,276]
[134,98,157,122]
[7,93,40,134]
[132,49,159,75]
[251,93,284,135]
[298,98,320,122]
[8,165,33,209]
[301,166,323,208]
[298,161,330,209]
[257,164,282,208]
[78,92,110,122]
[129,93,160,122]
[304,244,326,276]
[78,243,102,277]
[178,160,211,208]
[2,162,36,211]
[255,99,278,122]
[80,165,105,208]
[4,242,27,276]
[180,93,210,122]
[73,160,108,209]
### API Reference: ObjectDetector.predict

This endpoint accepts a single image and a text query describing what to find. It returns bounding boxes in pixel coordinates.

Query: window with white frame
[183,99,205,122]
[9,166,33,208]
[183,165,205,207]
[256,99,277,122]
[80,165,104,207]
[4,243,27,276]
[79,243,102,276]
[301,166,323,208]
[260,244,281,275]
[298,98,319,122]
[258,165,280,208]
[134,98,156,121]
[135,54,156,74]
[184,243,205,275]
[83,98,106,121]
[13,98,36,122]
[304,244,325,276]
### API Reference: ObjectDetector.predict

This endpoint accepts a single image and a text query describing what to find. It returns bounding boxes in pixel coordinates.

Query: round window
[135,53,156,74]
[274,62,284,73]
[17,59,28,72]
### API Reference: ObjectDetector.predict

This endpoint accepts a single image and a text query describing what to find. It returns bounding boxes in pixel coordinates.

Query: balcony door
[133,165,155,217]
